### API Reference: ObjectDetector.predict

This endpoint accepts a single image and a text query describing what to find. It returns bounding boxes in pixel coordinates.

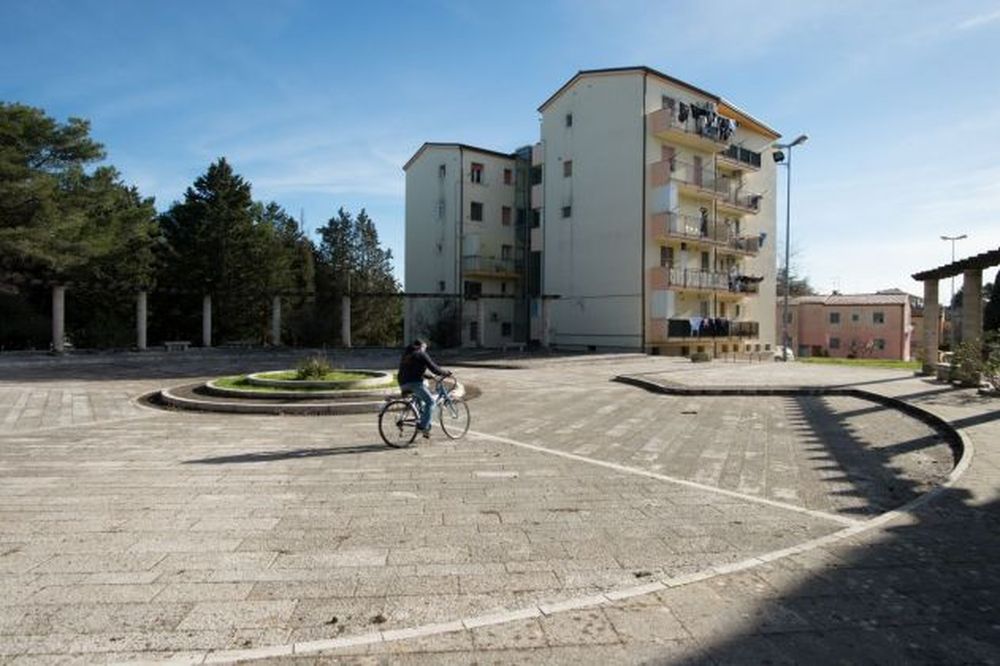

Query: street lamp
[773,134,808,361]
[940,233,967,348]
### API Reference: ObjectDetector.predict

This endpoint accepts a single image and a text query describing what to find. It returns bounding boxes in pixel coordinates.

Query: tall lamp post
[773,134,808,361]
[940,233,967,348]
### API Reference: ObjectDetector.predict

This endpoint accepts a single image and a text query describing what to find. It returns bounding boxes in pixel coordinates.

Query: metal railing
[650,107,731,144]
[462,255,519,275]
[664,318,760,338]
[720,144,762,169]
[660,267,761,294]
[653,213,761,254]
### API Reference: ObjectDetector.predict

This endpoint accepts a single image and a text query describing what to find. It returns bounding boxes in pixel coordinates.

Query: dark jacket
[397,346,447,385]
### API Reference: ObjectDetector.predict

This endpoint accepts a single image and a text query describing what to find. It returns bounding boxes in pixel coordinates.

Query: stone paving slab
[0,352,996,663]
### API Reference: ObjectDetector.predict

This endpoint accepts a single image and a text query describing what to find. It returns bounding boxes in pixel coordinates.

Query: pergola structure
[912,246,1000,374]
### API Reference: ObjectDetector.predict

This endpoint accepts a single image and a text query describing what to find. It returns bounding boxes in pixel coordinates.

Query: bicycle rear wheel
[379,400,420,447]
[438,397,470,439]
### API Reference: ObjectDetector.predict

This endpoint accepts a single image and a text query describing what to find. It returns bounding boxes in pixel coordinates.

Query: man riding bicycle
[397,339,451,438]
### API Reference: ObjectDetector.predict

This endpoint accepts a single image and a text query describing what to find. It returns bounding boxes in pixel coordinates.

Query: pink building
[777,293,913,360]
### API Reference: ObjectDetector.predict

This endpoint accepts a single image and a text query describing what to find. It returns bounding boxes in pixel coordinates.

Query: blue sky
[3,0,999,299]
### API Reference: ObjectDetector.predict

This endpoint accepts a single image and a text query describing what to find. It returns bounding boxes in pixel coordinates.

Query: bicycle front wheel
[439,398,470,439]
[379,400,419,447]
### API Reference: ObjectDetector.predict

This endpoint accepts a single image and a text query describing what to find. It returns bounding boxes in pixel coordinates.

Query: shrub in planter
[296,355,334,380]
[690,352,711,363]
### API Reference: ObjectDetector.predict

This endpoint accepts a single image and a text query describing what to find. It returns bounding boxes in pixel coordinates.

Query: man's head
[411,338,427,351]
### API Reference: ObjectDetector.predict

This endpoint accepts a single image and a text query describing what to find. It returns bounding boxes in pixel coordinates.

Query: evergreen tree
[157,158,282,343]
[984,281,1000,333]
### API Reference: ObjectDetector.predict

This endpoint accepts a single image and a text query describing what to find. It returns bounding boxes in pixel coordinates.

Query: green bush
[690,352,711,363]
[295,355,333,380]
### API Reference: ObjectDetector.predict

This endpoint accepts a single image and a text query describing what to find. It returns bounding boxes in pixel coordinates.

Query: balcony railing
[716,182,763,214]
[649,107,731,147]
[462,255,519,276]
[663,318,760,339]
[649,212,761,255]
[650,158,723,195]
[651,267,761,295]
[719,144,762,170]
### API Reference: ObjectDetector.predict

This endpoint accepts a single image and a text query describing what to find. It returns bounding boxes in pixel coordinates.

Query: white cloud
[956,8,1000,30]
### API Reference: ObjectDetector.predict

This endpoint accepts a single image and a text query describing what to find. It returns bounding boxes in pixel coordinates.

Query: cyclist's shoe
[418,426,431,439]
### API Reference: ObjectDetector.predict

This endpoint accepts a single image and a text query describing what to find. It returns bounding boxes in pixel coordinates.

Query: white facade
[403,144,523,348]
[405,67,780,355]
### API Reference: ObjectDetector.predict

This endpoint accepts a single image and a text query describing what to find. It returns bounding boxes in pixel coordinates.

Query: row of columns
[920,268,982,374]
[48,287,352,352]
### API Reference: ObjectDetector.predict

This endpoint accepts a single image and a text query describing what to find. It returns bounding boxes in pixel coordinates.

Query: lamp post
[773,134,808,361]
[940,233,967,348]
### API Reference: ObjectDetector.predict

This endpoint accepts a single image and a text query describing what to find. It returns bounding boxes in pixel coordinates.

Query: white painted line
[293,631,382,654]
[462,606,542,629]
[539,593,608,615]
[604,581,667,600]
[468,430,862,527]
[380,620,466,642]
[663,569,716,587]
[712,557,765,576]
[203,643,293,663]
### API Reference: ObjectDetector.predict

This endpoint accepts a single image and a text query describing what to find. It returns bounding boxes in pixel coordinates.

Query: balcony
[531,183,543,209]
[648,212,761,256]
[716,183,763,215]
[648,317,760,342]
[531,142,544,166]
[649,108,729,150]
[648,267,761,296]
[649,159,724,201]
[462,255,520,279]
[717,144,762,172]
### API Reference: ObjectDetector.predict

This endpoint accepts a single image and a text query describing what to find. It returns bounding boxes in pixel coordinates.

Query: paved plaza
[0,350,998,664]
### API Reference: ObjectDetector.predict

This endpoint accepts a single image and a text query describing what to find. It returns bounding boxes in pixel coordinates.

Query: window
[851,312,860,323]
[531,210,541,228]
[660,246,673,267]
[501,244,512,260]
[503,168,512,185]
[700,301,709,317]
[501,322,512,337]
[830,337,840,349]
[565,113,573,127]
[438,281,445,292]
[875,338,886,350]
[700,251,709,272]
[469,321,478,342]
[502,206,512,226]
[470,201,483,221]
[516,208,526,226]
[563,160,573,177]
[873,311,885,324]
[501,282,507,294]
[470,162,483,183]
[464,281,482,298]
[438,164,446,178]
[721,345,728,353]
[765,344,771,351]
[561,206,572,218]
[829,312,840,324]
[784,311,793,324]
[736,305,741,317]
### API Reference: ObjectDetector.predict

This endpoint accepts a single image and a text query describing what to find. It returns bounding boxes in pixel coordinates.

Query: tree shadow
[182,443,394,465]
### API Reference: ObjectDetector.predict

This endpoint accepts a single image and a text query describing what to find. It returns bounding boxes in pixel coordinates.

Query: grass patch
[798,358,921,371]
[256,370,376,382]
[215,376,397,392]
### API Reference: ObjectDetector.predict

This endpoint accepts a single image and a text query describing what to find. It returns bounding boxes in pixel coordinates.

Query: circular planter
[246,369,393,390]
[204,378,400,401]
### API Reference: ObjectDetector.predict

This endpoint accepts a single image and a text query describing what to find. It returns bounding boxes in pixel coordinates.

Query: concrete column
[921,280,939,374]
[477,299,486,348]
[271,295,282,346]
[136,290,148,350]
[403,297,413,344]
[51,285,66,353]
[202,294,212,347]
[341,295,351,348]
[542,298,552,348]
[962,268,983,358]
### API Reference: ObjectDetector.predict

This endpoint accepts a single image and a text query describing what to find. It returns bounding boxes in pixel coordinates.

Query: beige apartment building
[405,67,780,354]
[403,143,531,348]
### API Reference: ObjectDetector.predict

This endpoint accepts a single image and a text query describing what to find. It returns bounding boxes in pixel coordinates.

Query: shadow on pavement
[678,490,1000,664]
[182,443,393,464]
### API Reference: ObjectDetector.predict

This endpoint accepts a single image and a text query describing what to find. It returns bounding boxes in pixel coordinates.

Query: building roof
[912,247,1000,281]
[403,142,516,172]
[790,293,911,307]
[537,66,781,140]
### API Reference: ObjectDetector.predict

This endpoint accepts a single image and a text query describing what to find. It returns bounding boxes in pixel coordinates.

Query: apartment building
[779,293,914,360]
[405,67,780,354]
[403,143,532,348]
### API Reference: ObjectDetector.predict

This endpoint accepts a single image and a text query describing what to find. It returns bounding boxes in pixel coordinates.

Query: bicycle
[378,375,470,447]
